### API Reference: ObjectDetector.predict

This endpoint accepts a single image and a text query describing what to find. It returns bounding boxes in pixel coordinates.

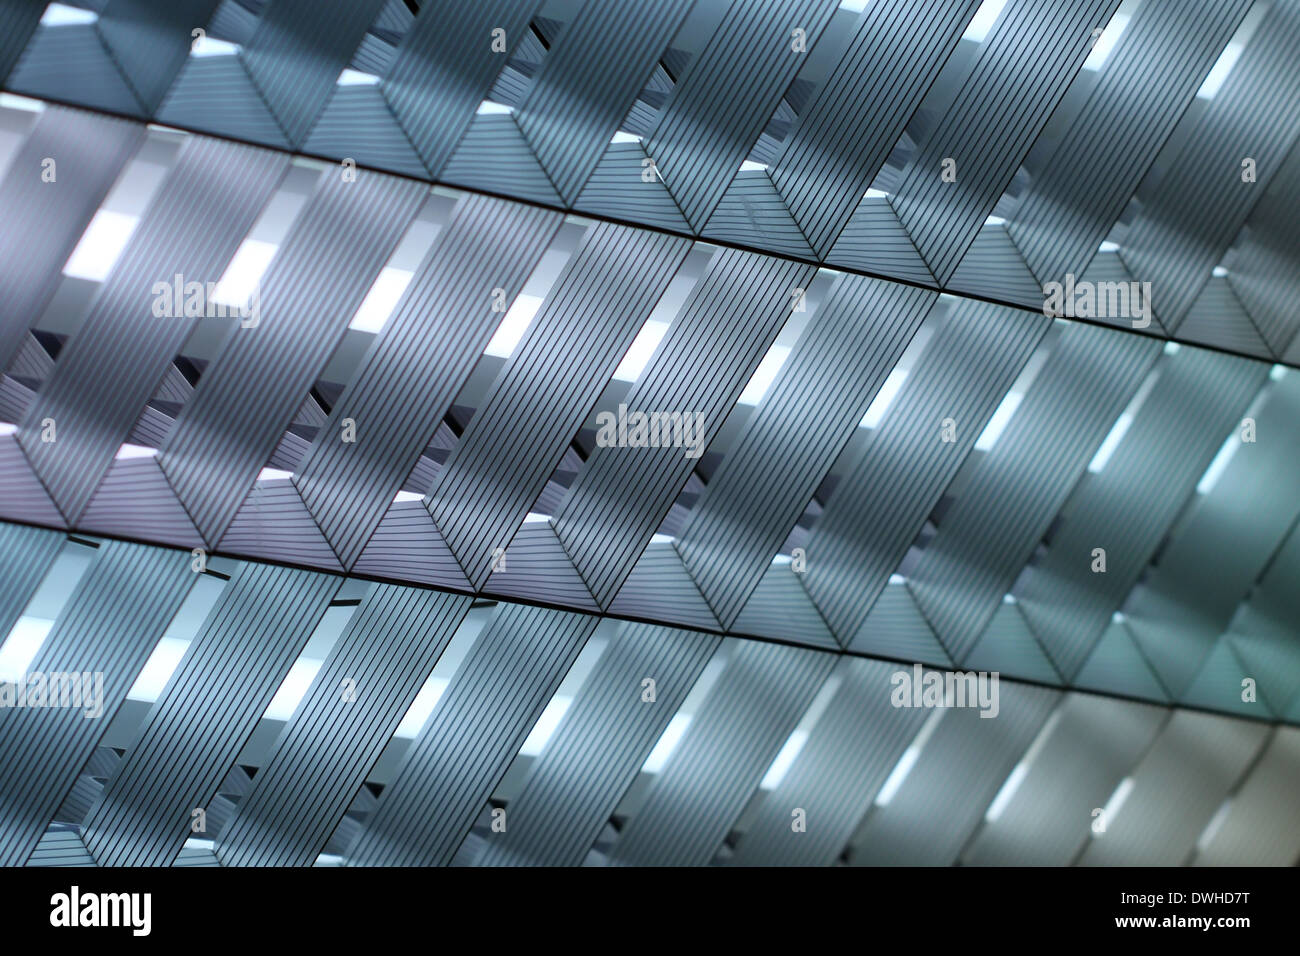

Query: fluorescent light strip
[1196,433,1242,495]
[612,319,669,382]
[839,0,870,11]
[63,210,139,282]
[861,368,908,428]
[263,658,323,721]
[963,0,1008,43]
[1197,4,1266,99]
[213,238,277,308]
[0,92,45,113]
[984,708,1063,822]
[349,266,414,333]
[0,422,18,437]
[0,616,55,683]
[610,131,642,144]
[518,695,572,757]
[974,391,1022,452]
[1098,239,1121,253]
[257,467,293,482]
[484,293,544,358]
[1195,798,1233,853]
[738,344,792,406]
[875,707,945,806]
[337,68,381,86]
[1083,6,1133,71]
[395,675,449,738]
[739,160,768,172]
[127,636,190,701]
[1097,776,1136,831]
[115,443,159,460]
[393,490,423,503]
[476,100,515,115]
[863,187,890,199]
[41,3,97,26]
[1088,369,1161,473]
[190,35,240,57]
[759,675,843,790]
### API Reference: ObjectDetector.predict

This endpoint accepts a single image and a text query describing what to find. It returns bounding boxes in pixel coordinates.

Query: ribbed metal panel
[768,0,977,256]
[678,276,934,627]
[159,171,428,545]
[0,540,195,866]
[95,0,224,113]
[1017,348,1267,678]
[474,622,719,866]
[644,0,840,230]
[1121,1,1300,332]
[1078,709,1269,865]
[1124,372,1300,699]
[890,0,1118,283]
[80,561,339,867]
[0,107,143,371]
[1008,0,1253,287]
[516,0,693,203]
[1193,727,1300,866]
[0,0,44,84]
[383,0,543,175]
[294,195,561,568]
[729,657,932,866]
[214,585,471,867]
[484,521,600,612]
[907,323,1161,662]
[426,223,692,589]
[963,693,1166,865]
[850,682,1060,865]
[803,300,1049,645]
[556,248,815,607]
[240,0,387,148]
[345,603,596,866]
[608,638,836,866]
[18,138,288,522]
[0,521,62,640]
[1226,139,1300,357]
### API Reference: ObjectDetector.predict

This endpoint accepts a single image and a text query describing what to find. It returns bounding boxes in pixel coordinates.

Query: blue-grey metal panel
[643,0,840,231]
[802,300,1049,646]
[383,0,543,175]
[765,0,978,256]
[0,540,195,866]
[1016,347,1267,679]
[907,323,1161,662]
[17,137,288,522]
[849,681,1060,865]
[0,521,62,640]
[1007,0,1253,288]
[888,0,1119,283]
[426,223,692,589]
[345,603,597,866]
[555,248,816,608]
[729,657,932,866]
[963,693,1166,865]
[608,638,836,866]
[240,0,388,148]
[677,276,934,628]
[516,0,694,203]
[0,107,143,371]
[294,194,562,569]
[159,170,428,546]
[215,585,471,867]
[80,561,339,868]
[474,621,719,866]
[1078,709,1269,865]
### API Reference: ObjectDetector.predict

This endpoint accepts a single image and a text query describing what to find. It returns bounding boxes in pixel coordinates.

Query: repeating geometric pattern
[0,0,1297,867]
